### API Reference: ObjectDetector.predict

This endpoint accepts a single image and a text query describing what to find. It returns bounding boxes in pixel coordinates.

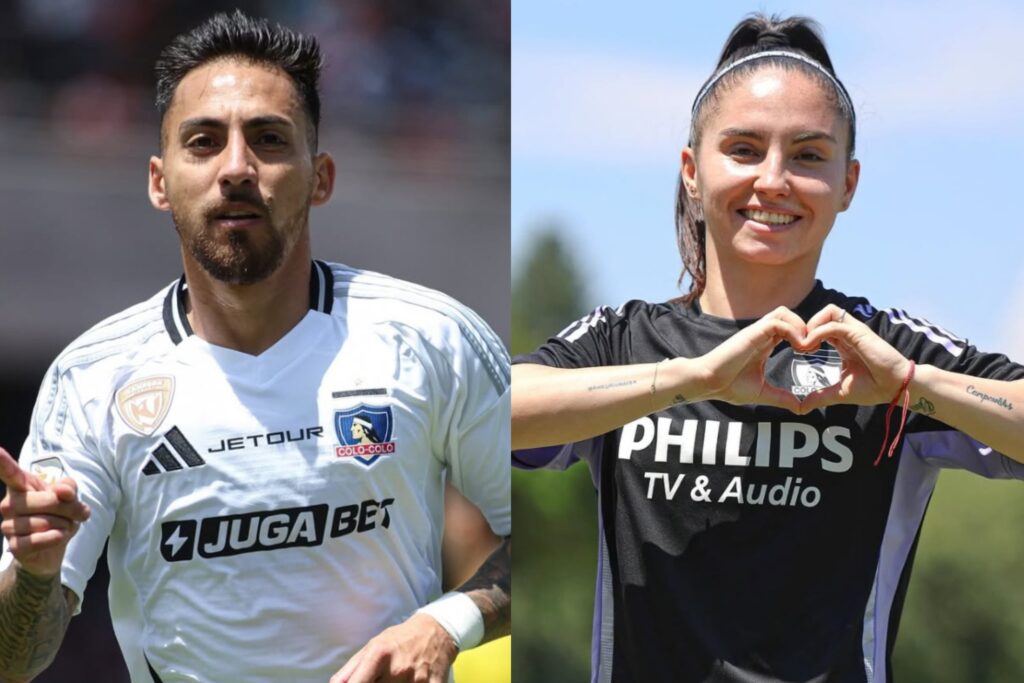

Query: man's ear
[148,156,170,211]
[311,152,336,206]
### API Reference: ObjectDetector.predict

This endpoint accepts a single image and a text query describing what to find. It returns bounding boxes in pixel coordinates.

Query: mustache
[205,190,269,218]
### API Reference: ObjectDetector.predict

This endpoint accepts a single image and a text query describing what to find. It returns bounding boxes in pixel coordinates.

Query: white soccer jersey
[0,261,510,683]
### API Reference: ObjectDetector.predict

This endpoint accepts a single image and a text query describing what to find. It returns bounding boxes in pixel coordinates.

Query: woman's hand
[796,304,913,413]
[692,306,806,412]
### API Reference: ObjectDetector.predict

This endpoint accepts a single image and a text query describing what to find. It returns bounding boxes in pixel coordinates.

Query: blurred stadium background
[0,1,509,681]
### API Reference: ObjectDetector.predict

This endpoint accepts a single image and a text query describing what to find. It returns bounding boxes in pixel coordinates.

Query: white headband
[353,416,373,428]
[690,50,855,132]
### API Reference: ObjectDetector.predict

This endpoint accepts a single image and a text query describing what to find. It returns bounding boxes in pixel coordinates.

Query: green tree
[513,224,599,683]
[512,227,589,357]
[894,470,1024,682]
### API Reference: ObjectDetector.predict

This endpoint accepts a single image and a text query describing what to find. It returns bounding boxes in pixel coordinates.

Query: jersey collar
[162,260,335,345]
[682,280,829,330]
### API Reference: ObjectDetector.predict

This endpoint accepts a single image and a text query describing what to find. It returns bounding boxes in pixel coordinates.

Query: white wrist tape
[415,592,485,651]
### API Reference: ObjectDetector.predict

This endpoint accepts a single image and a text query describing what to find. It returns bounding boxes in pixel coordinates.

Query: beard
[172,194,306,285]
[181,220,284,285]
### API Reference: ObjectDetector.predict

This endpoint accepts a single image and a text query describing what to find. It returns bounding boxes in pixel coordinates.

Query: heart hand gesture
[692,306,807,412]
[796,304,913,413]
[688,304,912,415]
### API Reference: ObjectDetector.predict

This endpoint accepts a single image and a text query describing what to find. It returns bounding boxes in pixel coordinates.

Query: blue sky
[512,0,1024,359]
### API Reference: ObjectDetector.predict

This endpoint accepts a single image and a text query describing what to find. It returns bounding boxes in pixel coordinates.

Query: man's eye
[797,150,825,162]
[257,132,286,146]
[186,135,216,149]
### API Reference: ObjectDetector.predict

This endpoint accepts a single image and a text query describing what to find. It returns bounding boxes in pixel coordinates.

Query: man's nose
[217,132,257,188]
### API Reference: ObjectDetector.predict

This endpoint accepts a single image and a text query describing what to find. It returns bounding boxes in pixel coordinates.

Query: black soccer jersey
[514,282,1024,683]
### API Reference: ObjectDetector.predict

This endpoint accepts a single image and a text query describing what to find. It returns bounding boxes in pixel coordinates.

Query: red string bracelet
[874,361,916,466]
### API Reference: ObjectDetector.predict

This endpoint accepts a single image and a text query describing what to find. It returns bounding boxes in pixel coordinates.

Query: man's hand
[0,448,90,578]
[330,613,458,683]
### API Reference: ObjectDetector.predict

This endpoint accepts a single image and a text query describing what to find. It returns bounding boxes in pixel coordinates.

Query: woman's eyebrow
[716,128,837,144]
[792,131,837,144]
[718,127,763,140]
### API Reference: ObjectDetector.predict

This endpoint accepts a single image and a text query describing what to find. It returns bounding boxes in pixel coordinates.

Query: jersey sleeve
[904,431,1024,479]
[516,303,633,370]
[512,303,637,470]
[871,307,1024,381]
[869,306,1024,477]
[0,362,120,613]
[512,439,605,472]
[434,311,511,538]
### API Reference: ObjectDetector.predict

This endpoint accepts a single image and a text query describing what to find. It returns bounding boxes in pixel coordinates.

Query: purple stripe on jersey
[592,509,607,683]
[909,431,1024,479]
[512,445,571,470]
[588,435,614,683]
[863,434,941,682]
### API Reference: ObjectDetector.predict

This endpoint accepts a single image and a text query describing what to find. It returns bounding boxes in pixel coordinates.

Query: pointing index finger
[0,448,39,493]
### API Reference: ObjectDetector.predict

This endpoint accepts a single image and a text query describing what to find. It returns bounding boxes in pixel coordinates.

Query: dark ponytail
[673,14,854,304]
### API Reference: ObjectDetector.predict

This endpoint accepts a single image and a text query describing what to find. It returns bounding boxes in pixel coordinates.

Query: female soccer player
[512,14,1024,683]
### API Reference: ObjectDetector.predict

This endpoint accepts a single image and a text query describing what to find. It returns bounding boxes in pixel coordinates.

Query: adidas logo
[142,426,206,475]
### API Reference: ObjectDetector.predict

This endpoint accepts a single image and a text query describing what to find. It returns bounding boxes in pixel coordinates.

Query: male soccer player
[0,11,510,683]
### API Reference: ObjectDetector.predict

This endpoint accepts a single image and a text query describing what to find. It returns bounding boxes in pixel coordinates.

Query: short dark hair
[154,10,323,149]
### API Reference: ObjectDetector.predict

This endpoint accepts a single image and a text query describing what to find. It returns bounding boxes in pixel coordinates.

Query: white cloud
[513,48,703,165]
[850,21,1024,133]
[778,3,1024,132]
[513,5,1024,165]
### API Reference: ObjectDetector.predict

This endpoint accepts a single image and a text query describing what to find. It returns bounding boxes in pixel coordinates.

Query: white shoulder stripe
[331,272,508,361]
[38,323,168,444]
[57,305,167,373]
[330,266,509,394]
[59,321,167,372]
[559,306,609,344]
[884,308,967,358]
[893,308,965,343]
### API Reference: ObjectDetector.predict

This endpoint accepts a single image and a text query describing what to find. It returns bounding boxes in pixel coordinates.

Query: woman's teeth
[743,209,798,225]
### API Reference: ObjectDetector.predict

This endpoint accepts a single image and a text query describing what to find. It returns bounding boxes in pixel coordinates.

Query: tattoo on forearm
[457,537,510,640]
[910,396,936,416]
[586,380,638,392]
[966,385,1014,411]
[672,394,688,406]
[0,566,72,678]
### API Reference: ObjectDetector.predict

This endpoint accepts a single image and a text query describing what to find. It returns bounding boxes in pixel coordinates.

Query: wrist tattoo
[457,537,510,640]
[0,566,72,677]
[966,385,1014,411]
[587,380,637,392]
[909,396,936,416]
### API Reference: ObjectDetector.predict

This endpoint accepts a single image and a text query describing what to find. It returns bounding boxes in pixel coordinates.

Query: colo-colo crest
[790,347,842,397]
[334,404,397,466]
